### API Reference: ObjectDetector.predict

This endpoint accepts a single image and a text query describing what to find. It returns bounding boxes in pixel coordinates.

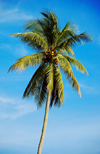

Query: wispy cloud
[0,7,33,23]
[80,83,94,90]
[79,83,99,94]
[0,95,36,120]
[0,44,11,50]
[15,45,28,56]
[0,97,13,104]
[0,43,31,57]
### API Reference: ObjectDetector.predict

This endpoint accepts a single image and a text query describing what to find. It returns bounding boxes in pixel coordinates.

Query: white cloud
[0,44,11,50]
[0,97,13,104]
[0,43,31,57]
[79,83,99,94]
[0,7,33,23]
[16,45,28,56]
[0,95,36,120]
[80,83,93,90]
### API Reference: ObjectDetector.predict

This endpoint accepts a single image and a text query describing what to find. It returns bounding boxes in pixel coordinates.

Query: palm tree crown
[8,10,92,154]
[8,10,92,108]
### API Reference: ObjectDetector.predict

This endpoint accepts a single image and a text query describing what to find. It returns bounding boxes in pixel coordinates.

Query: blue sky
[0,0,100,154]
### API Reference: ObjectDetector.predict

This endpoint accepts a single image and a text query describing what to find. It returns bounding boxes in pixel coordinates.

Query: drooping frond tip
[58,53,82,97]
[63,55,89,75]
[78,89,81,97]
[8,53,44,73]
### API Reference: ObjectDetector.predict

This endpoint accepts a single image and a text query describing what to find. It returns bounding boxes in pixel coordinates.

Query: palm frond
[8,52,44,72]
[50,81,56,108]
[58,53,71,69]
[45,63,54,93]
[34,75,48,108]
[63,55,88,75]
[55,22,74,46]
[56,44,75,56]
[66,32,93,46]
[54,65,64,106]
[25,20,46,38]
[74,32,93,42]
[35,62,55,108]
[25,20,39,31]
[23,63,44,97]
[23,62,54,108]
[50,85,61,108]
[62,22,73,31]
[56,32,92,57]
[41,12,49,19]
[37,11,59,46]
[11,32,48,51]
[58,53,81,97]
[50,65,64,108]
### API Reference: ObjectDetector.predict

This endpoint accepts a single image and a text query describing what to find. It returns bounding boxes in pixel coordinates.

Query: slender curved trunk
[37,91,51,154]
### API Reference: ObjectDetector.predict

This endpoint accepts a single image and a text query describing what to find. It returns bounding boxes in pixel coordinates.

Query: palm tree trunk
[37,91,51,154]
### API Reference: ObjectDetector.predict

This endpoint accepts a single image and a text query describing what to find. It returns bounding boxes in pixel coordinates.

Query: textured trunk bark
[37,91,51,154]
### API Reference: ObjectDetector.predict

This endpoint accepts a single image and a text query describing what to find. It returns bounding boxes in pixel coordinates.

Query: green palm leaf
[23,63,45,98]
[8,52,44,72]
[56,44,75,56]
[54,65,64,106]
[34,75,48,108]
[55,22,74,46]
[37,11,58,46]
[63,55,88,75]
[12,32,48,51]
[58,53,81,97]
[50,65,64,107]
[56,32,92,56]
[45,62,54,93]
[66,32,93,46]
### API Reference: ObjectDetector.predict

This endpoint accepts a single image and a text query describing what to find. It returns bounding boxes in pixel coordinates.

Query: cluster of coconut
[43,46,59,66]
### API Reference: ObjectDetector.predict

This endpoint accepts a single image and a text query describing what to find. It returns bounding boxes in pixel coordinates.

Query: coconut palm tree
[8,10,92,154]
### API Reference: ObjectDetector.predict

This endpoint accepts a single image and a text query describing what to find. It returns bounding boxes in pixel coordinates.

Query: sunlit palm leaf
[58,53,81,97]
[58,53,71,69]
[62,22,73,31]
[49,64,64,107]
[25,20,41,32]
[57,44,75,56]
[63,55,88,75]
[54,66,64,106]
[12,32,48,51]
[46,63,54,93]
[8,52,44,72]
[49,81,56,108]
[23,63,46,98]
[66,32,93,46]
[55,22,74,46]
[49,64,64,108]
